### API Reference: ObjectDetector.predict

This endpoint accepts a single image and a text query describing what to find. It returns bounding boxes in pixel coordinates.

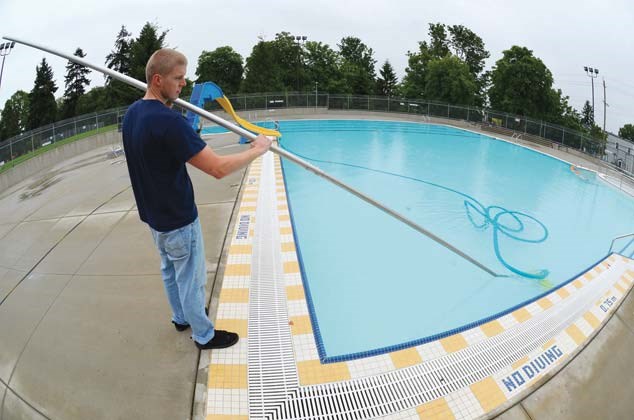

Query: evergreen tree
[61,48,91,119]
[129,22,168,83]
[581,100,594,128]
[375,60,398,97]
[0,90,30,140]
[104,26,138,106]
[105,26,132,79]
[28,58,58,130]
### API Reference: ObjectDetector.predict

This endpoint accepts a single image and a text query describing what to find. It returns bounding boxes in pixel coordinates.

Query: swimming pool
[276,119,634,361]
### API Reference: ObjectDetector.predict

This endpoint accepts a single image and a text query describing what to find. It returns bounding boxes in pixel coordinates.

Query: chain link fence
[0,107,127,169]
[1,94,630,179]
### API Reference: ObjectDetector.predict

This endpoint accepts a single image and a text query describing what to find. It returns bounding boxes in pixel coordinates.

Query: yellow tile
[249,229,254,238]
[277,204,288,210]
[281,242,296,253]
[207,415,248,420]
[627,269,634,278]
[241,196,258,203]
[284,261,300,274]
[416,397,455,419]
[573,279,584,289]
[390,348,422,369]
[229,244,252,254]
[616,283,626,294]
[286,285,306,300]
[276,187,286,193]
[542,339,556,350]
[280,226,293,235]
[208,364,247,388]
[557,287,570,299]
[440,334,468,353]
[512,356,530,370]
[593,265,603,275]
[224,264,251,277]
[537,297,553,311]
[279,214,290,222]
[219,288,249,303]
[622,274,633,285]
[470,377,507,412]
[480,320,504,337]
[566,324,586,345]
[297,360,351,385]
[512,307,532,323]
[289,315,313,335]
[215,319,248,337]
[583,272,594,281]
[583,311,600,330]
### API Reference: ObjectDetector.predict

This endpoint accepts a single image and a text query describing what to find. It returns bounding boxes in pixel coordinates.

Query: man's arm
[188,134,272,179]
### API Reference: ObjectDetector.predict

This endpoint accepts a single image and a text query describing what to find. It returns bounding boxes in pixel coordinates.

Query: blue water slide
[185,82,225,129]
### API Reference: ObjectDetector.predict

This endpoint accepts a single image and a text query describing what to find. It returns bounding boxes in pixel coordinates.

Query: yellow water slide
[216,96,281,138]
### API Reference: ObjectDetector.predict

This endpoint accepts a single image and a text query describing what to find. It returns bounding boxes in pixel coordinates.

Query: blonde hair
[145,48,187,84]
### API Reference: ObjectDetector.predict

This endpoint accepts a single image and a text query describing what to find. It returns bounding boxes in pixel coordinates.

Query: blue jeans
[150,218,215,344]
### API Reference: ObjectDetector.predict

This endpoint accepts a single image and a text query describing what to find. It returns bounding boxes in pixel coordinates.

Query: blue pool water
[275,120,634,361]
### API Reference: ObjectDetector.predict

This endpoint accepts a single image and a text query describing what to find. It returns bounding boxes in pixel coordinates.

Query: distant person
[122,48,271,349]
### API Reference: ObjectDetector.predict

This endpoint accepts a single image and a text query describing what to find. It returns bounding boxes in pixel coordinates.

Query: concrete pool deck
[0,110,632,420]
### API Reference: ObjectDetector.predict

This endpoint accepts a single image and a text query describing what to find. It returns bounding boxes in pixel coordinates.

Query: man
[122,48,271,349]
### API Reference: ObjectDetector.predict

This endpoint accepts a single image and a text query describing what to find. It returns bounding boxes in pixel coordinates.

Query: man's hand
[250,134,273,155]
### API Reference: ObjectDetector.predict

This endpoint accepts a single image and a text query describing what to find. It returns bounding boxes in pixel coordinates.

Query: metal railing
[1,93,630,181]
[608,232,634,254]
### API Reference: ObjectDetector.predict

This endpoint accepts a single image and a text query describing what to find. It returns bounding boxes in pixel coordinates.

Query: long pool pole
[3,35,503,278]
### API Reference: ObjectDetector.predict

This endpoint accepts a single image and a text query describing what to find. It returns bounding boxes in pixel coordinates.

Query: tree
[425,56,476,105]
[581,100,594,128]
[304,41,345,92]
[488,46,558,119]
[618,124,634,141]
[375,60,399,97]
[402,23,489,104]
[60,48,91,119]
[28,58,58,130]
[105,26,132,80]
[195,46,243,94]
[0,90,30,140]
[128,22,168,83]
[76,86,110,115]
[337,37,376,94]
[105,25,137,106]
[242,37,284,93]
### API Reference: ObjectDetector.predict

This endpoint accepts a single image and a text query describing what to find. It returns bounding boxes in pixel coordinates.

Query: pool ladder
[608,232,634,258]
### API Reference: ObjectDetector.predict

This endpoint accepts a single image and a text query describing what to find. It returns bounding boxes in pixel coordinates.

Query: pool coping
[203,121,634,419]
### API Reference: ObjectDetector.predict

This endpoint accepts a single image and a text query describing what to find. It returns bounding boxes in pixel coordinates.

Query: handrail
[608,232,634,254]
[3,35,507,278]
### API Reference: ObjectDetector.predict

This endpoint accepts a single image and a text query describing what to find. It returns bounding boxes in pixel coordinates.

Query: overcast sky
[1,0,633,133]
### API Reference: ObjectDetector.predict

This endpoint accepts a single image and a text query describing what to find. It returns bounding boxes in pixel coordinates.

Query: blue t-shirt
[122,99,207,232]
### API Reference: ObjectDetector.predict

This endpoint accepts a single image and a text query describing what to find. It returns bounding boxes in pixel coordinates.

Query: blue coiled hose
[279,140,550,279]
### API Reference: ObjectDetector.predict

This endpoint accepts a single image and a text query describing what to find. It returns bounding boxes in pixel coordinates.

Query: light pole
[583,66,599,123]
[293,35,307,92]
[0,41,16,91]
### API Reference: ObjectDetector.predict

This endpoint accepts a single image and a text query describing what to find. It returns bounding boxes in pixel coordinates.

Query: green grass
[0,124,118,175]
